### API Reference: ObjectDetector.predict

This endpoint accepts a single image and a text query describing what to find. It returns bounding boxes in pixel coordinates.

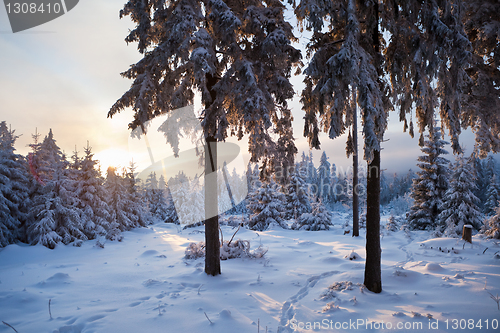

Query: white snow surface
[1,214,499,333]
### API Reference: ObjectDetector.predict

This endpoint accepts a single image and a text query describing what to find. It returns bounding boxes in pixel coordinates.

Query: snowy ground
[1,214,499,333]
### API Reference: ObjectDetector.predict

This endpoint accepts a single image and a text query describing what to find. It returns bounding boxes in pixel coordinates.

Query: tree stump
[462,224,472,243]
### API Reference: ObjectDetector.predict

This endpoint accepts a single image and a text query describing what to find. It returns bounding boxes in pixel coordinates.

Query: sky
[0,0,484,178]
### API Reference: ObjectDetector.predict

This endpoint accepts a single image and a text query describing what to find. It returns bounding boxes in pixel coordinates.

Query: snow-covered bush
[184,240,267,260]
[220,239,267,260]
[184,241,205,259]
[345,251,362,260]
[291,200,332,231]
[386,214,399,232]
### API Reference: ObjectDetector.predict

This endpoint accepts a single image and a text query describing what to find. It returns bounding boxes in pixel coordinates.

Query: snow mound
[140,250,160,257]
[142,279,167,287]
[219,309,232,319]
[36,273,71,288]
[345,251,362,260]
[425,263,444,272]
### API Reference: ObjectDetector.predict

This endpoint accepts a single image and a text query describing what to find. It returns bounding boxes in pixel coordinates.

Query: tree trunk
[352,88,359,237]
[204,73,221,276]
[204,136,221,276]
[362,0,382,294]
[462,224,472,243]
[364,150,382,293]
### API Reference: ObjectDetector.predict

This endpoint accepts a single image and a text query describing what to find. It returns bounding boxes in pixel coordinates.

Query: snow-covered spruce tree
[110,0,301,276]
[297,152,318,197]
[159,175,179,224]
[471,155,487,211]
[329,162,338,202]
[334,171,350,205]
[484,174,500,216]
[317,151,332,204]
[407,125,450,230]
[247,179,287,231]
[439,154,482,237]
[380,171,391,206]
[284,167,311,220]
[124,161,151,226]
[145,172,170,221]
[74,143,112,239]
[26,160,87,248]
[385,0,472,153]
[296,0,389,293]
[168,173,204,227]
[462,0,500,156]
[385,214,398,232]
[36,129,66,180]
[484,204,500,239]
[291,199,332,231]
[227,167,247,214]
[0,122,29,247]
[246,163,261,195]
[25,130,89,248]
[104,167,148,240]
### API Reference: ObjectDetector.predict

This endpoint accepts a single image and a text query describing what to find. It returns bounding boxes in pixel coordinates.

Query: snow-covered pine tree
[104,166,149,240]
[69,147,81,173]
[317,151,332,204]
[168,173,204,227]
[385,214,398,232]
[0,122,29,247]
[484,156,497,183]
[306,151,318,197]
[408,125,450,230]
[228,167,247,214]
[291,199,332,231]
[110,0,301,276]
[145,172,169,220]
[472,155,487,210]
[124,161,151,226]
[385,1,471,152]
[380,171,391,206]
[296,0,389,293]
[247,179,287,231]
[36,129,66,180]
[159,175,179,224]
[484,174,500,216]
[334,171,349,205]
[246,163,261,195]
[25,130,88,248]
[484,204,500,239]
[439,154,482,237]
[27,159,87,248]
[329,163,338,202]
[284,167,311,220]
[462,0,500,156]
[74,143,112,239]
